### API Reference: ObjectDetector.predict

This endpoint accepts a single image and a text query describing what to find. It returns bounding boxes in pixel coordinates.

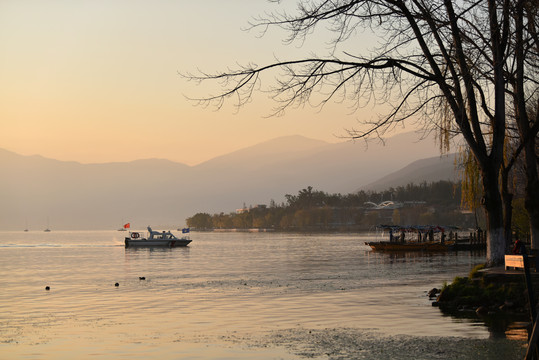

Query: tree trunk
[482,164,506,266]
[513,0,539,250]
[524,138,539,250]
[501,170,513,251]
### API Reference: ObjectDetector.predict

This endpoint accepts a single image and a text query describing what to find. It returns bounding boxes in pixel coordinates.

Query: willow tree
[186,0,532,265]
[458,149,483,228]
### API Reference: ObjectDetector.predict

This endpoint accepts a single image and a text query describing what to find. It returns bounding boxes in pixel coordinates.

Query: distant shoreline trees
[186,181,535,234]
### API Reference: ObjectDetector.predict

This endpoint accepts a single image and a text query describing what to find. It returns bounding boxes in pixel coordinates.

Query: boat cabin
[147,226,178,240]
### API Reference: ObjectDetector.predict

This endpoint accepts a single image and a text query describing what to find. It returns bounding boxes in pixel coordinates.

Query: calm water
[0,231,526,359]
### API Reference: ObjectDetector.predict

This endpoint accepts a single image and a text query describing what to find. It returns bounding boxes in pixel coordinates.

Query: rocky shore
[430,264,532,336]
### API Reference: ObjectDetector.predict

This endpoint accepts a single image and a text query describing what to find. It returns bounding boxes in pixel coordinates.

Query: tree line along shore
[186,180,530,236]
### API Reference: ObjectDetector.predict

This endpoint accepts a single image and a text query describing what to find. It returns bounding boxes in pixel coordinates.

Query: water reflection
[124,246,191,257]
[505,322,530,341]
[437,306,530,340]
[366,249,486,263]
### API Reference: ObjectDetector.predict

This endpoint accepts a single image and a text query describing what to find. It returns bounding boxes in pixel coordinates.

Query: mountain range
[0,132,458,230]
[361,153,458,191]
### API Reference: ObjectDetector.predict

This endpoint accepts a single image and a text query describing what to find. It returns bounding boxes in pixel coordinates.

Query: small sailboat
[44,217,51,232]
[118,222,130,231]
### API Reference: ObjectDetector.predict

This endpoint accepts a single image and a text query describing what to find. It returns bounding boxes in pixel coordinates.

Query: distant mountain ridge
[361,154,459,191]
[0,132,456,230]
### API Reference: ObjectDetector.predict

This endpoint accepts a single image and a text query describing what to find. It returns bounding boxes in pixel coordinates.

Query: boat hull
[365,241,450,251]
[125,238,192,248]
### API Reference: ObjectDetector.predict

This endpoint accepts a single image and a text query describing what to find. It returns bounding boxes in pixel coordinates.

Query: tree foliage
[186,181,471,231]
[185,0,539,264]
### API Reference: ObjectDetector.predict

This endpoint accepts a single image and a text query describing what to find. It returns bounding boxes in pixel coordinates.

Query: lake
[0,230,527,359]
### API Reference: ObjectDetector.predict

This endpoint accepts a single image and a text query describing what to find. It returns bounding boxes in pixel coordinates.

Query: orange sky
[1,1,411,165]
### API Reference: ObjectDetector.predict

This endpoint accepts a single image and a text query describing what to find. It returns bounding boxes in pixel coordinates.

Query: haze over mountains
[361,153,458,192]
[0,132,457,230]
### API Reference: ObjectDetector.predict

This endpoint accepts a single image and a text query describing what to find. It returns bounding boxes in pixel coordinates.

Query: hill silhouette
[361,154,458,191]
[0,132,451,230]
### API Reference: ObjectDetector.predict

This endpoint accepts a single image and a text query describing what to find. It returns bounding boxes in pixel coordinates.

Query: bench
[505,255,524,270]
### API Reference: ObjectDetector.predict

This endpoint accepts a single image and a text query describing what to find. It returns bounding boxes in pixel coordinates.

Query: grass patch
[438,264,527,310]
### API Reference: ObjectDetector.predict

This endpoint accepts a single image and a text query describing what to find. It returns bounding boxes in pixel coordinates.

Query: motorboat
[125,226,191,248]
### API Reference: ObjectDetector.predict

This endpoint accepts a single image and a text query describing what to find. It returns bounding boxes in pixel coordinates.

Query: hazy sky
[1,1,406,165]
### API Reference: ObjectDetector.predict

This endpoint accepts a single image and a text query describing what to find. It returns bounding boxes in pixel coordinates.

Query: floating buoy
[45,286,50,291]
[115,283,119,287]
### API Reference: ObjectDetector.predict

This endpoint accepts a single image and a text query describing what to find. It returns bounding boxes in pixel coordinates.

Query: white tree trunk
[487,227,506,267]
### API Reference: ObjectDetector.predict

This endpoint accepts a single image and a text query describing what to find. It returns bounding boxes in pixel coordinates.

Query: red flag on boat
[123,223,130,229]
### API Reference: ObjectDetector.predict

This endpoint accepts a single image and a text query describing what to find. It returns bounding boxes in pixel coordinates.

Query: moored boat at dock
[366,225,485,252]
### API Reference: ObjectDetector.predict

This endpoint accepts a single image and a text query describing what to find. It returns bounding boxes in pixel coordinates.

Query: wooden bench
[505,255,525,270]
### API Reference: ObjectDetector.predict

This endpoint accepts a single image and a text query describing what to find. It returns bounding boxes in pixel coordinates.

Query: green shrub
[438,270,526,308]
